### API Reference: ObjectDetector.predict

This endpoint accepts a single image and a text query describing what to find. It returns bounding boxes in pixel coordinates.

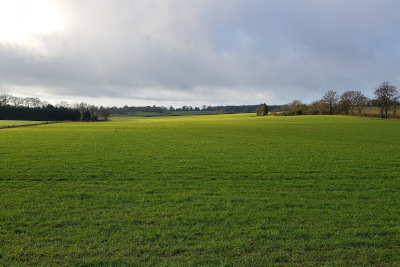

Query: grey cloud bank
[1,0,399,107]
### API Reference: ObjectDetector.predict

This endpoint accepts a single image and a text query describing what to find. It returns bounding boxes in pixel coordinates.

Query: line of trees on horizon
[1,81,399,121]
[108,104,281,116]
[279,81,399,119]
[0,94,111,121]
[0,93,282,120]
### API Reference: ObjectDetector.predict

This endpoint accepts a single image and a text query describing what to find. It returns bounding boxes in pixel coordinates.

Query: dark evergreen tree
[82,110,92,121]
[256,103,268,116]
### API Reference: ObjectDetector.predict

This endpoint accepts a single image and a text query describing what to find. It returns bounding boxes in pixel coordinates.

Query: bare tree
[354,93,369,114]
[98,106,112,120]
[31,97,42,108]
[283,100,307,115]
[88,105,99,119]
[22,97,30,107]
[74,102,88,120]
[340,91,354,114]
[374,81,399,119]
[340,91,368,115]
[9,96,24,107]
[22,97,42,108]
[0,93,11,106]
[393,100,399,117]
[308,100,328,115]
[323,90,339,115]
[56,101,71,109]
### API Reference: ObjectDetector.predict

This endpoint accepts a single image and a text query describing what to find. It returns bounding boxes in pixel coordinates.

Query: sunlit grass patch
[0,120,50,127]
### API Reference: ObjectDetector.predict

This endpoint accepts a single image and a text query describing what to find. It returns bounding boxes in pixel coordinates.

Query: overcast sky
[1,0,400,107]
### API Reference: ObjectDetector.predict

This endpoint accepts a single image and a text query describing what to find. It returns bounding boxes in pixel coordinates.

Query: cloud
[1,0,400,106]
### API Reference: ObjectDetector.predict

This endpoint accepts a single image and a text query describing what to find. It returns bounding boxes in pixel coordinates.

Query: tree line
[2,81,398,121]
[1,93,280,120]
[0,94,111,121]
[109,104,281,116]
[278,81,399,119]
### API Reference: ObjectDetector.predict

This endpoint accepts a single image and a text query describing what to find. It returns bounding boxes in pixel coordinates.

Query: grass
[0,120,51,127]
[113,110,222,117]
[1,114,400,265]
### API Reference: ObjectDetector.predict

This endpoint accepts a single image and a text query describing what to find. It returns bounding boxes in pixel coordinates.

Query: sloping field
[0,114,399,265]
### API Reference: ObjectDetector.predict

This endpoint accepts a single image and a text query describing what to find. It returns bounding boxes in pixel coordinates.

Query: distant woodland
[0,81,398,121]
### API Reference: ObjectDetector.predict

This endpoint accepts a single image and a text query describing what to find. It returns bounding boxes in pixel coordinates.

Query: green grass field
[1,114,400,265]
[113,110,221,117]
[0,120,50,127]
